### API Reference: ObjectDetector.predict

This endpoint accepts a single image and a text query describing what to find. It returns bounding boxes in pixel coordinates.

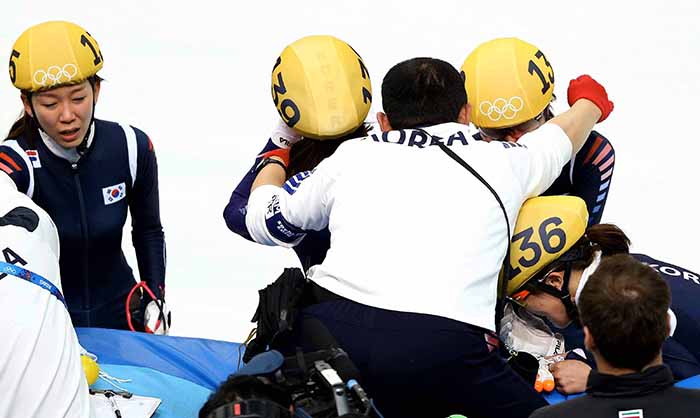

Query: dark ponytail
[567,223,631,271]
[587,223,631,256]
[286,123,370,177]
[7,111,38,142]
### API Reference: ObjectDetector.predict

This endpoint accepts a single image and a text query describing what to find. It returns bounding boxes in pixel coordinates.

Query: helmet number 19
[80,33,103,66]
[9,49,20,84]
[527,50,555,95]
[509,216,567,279]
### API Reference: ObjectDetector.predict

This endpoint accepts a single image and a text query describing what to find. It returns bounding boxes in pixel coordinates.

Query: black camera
[201,349,381,418]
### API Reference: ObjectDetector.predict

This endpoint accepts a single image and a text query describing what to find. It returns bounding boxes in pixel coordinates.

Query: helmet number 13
[528,50,555,95]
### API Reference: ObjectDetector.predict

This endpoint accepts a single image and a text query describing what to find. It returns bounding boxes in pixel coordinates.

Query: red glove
[567,75,614,123]
[259,147,291,167]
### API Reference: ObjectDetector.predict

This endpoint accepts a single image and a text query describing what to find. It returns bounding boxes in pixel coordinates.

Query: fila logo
[102,182,126,205]
[619,409,643,418]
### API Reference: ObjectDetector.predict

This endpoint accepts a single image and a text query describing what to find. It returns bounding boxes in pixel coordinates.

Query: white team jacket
[247,122,572,331]
[0,172,91,418]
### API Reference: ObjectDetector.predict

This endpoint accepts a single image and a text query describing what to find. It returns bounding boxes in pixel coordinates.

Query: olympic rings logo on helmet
[479,96,524,122]
[32,63,78,87]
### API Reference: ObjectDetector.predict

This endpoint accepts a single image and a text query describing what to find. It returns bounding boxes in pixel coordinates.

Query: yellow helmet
[271,35,372,140]
[9,21,103,92]
[461,38,554,129]
[505,196,588,295]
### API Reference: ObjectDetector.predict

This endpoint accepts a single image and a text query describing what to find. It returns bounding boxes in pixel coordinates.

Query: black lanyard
[436,142,511,332]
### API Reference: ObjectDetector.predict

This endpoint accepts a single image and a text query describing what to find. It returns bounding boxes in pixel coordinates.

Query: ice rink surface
[2,0,698,341]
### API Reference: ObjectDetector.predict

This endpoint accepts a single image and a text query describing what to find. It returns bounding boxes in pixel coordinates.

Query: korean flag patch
[102,182,126,205]
[26,150,41,168]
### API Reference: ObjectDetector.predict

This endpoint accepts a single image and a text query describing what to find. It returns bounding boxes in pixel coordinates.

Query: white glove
[145,300,171,335]
[270,120,303,149]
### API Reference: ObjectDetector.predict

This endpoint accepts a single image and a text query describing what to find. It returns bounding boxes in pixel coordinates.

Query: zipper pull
[71,163,78,170]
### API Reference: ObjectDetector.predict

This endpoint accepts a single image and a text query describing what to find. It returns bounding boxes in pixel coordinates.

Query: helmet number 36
[528,50,555,95]
[509,216,566,279]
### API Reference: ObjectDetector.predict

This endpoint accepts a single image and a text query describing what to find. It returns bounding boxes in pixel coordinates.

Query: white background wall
[2,0,699,342]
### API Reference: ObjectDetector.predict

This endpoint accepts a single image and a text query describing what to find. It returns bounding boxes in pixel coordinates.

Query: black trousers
[281,295,548,418]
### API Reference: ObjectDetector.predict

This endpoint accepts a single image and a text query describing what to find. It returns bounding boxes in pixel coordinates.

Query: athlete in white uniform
[245,56,614,418]
[0,171,91,418]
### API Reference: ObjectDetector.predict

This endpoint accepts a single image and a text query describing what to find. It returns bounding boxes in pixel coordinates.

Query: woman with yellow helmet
[503,197,700,394]
[461,38,615,226]
[1,21,168,332]
[223,35,372,271]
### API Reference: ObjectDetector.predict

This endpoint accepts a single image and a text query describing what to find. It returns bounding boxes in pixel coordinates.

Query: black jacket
[531,365,700,418]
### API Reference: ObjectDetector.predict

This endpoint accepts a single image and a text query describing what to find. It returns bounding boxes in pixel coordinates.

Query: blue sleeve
[565,349,596,369]
[662,337,700,381]
[128,128,166,299]
[543,131,615,225]
[0,144,30,194]
[632,253,700,363]
[222,139,281,241]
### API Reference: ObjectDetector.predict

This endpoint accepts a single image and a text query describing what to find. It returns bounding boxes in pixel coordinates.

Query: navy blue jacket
[541,131,614,226]
[553,253,700,380]
[474,130,615,226]
[223,139,329,271]
[0,119,165,328]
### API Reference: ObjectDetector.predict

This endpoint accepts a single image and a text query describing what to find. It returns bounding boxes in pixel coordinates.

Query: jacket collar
[587,364,674,398]
[38,122,95,163]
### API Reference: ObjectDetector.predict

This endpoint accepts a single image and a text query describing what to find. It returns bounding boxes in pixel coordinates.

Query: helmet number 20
[511,216,566,272]
[528,50,555,95]
[271,57,301,128]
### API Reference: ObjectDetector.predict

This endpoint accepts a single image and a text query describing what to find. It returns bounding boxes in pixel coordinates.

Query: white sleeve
[245,169,333,248]
[508,123,573,197]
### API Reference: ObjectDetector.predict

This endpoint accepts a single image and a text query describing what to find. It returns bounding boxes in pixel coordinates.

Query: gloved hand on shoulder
[567,75,614,122]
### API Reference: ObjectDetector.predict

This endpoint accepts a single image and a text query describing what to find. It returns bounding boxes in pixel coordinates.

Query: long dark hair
[286,123,371,177]
[6,111,39,144]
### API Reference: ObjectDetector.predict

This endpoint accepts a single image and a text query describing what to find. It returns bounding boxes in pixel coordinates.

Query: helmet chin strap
[531,263,580,326]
